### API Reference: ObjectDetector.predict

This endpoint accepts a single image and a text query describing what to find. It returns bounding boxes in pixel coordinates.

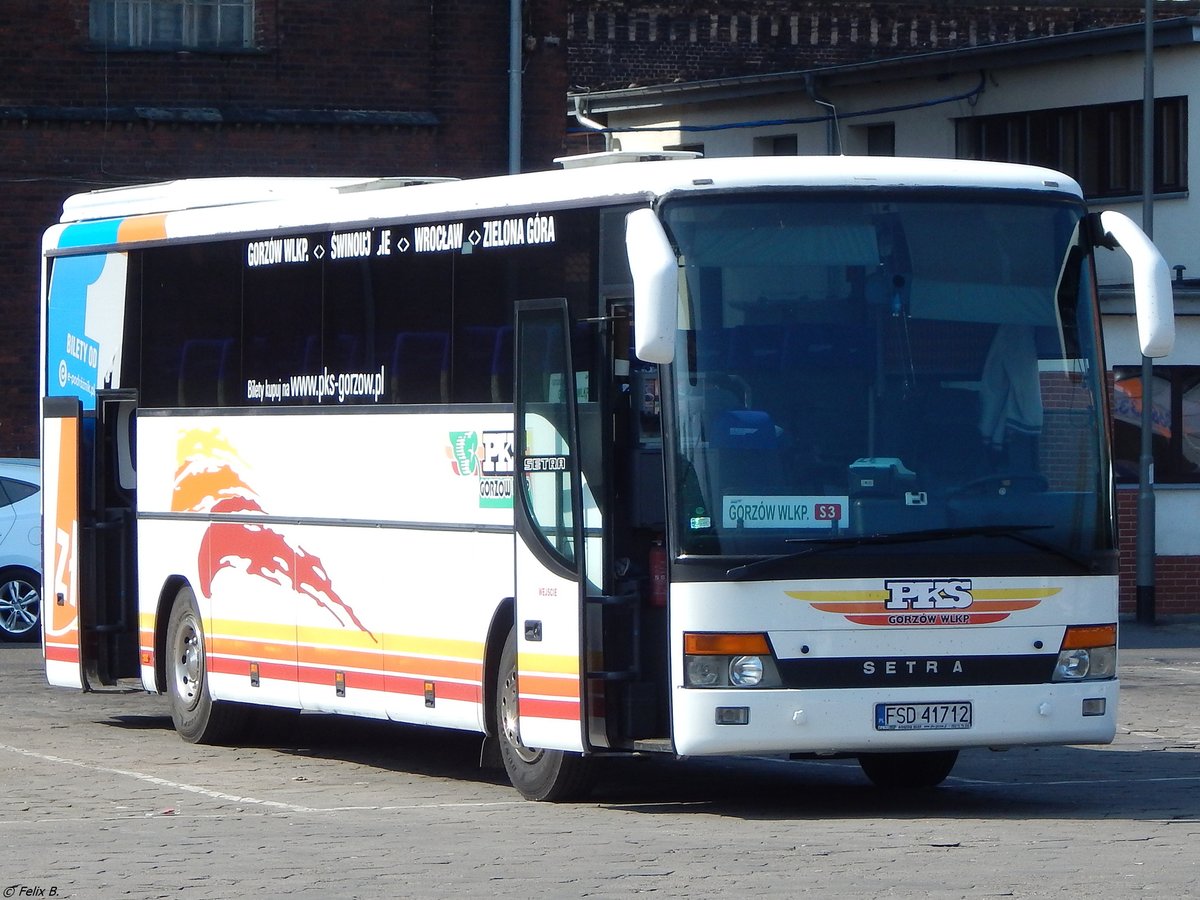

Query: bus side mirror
[1098,210,1175,359]
[625,207,677,364]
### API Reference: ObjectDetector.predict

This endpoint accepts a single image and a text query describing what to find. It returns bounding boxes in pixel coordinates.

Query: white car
[0,459,41,642]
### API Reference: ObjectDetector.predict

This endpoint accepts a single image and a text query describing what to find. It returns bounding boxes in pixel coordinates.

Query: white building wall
[606,45,1200,287]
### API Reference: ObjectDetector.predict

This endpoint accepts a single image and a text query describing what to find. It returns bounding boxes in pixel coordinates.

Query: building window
[1112,366,1200,484]
[90,0,254,51]
[753,134,798,156]
[956,97,1187,199]
[866,123,896,157]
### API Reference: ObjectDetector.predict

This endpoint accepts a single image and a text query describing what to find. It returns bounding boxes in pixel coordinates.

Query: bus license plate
[875,701,972,731]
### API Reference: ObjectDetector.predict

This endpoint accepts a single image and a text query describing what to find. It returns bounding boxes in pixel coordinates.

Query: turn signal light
[684,632,770,655]
[1060,624,1117,650]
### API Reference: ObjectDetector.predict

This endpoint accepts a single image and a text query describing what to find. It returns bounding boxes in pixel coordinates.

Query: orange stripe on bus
[116,214,167,243]
[217,637,295,663]
[813,600,1040,615]
[208,655,481,704]
[298,645,482,682]
[516,674,580,699]
[212,636,484,683]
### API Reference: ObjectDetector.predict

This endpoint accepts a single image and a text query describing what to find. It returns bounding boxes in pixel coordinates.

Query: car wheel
[0,567,41,642]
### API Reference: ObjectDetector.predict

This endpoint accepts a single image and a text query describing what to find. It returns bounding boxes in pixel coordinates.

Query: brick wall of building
[568,0,1200,90]
[0,0,567,457]
[1116,489,1200,618]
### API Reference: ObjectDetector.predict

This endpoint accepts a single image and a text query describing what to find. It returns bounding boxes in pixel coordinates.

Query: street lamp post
[1136,0,1156,624]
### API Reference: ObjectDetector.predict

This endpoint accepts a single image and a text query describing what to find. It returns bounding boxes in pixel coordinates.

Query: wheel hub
[500,666,541,764]
[0,579,39,636]
[172,618,203,711]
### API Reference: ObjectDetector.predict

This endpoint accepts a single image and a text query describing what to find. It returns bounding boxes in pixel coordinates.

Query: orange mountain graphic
[175,427,375,641]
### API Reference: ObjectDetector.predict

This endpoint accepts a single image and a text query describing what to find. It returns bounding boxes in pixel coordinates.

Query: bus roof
[46,155,1083,254]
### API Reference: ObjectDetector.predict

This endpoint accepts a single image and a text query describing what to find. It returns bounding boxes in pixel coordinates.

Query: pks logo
[786,579,1058,626]
[447,430,515,508]
[447,431,481,477]
[885,579,972,610]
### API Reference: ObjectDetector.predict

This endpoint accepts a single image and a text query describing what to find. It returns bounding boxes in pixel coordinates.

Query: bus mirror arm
[625,208,678,364]
[1097,210,1175,359]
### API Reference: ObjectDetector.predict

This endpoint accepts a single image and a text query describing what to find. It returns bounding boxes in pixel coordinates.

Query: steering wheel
[949,473,1048,498]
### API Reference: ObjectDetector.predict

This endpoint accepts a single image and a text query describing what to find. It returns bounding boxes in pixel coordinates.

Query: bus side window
[303,334,362,373]
[455,325,501,403]
[178,338,236,407]
[390,332,448,403]
[490,326,514,402]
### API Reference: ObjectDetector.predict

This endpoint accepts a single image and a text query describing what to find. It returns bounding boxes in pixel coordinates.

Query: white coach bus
[40,154,1173,799]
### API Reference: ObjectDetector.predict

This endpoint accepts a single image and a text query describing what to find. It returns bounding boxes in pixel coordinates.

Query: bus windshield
[661,191,1110,571]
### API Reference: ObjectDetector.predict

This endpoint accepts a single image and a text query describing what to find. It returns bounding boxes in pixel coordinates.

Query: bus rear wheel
[858,749,959,789]
[165,586,246,744]
[495,628,594,801]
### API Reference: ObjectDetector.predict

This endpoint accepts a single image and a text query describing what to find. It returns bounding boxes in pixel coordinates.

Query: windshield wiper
[724,524,1087,580]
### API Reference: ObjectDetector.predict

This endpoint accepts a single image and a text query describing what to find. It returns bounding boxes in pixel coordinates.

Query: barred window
[956,97,1187,200]
[90,0,253,51]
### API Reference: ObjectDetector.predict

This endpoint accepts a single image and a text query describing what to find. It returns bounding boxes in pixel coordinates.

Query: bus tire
[857,749,959,789]
[165,585,245,744]
[495,628,594,801]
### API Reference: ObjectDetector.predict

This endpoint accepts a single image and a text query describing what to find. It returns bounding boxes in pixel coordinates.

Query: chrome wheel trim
[0,578,40,636]
[170,612,204,712]
[500,662,541,764]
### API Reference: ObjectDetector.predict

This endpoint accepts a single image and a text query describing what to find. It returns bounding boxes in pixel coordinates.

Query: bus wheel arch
[152,575,190,694]
[481,597,515,740]
[163,582,245,744]
[494,626,595,801]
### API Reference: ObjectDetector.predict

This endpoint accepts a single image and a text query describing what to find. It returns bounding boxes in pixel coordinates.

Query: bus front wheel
[165,586,245,744]
[858,749,958,789]
[495,628,594,801]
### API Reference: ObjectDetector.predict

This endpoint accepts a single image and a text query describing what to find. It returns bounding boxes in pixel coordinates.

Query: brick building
[567,1,1198,91]
[0,0,567,458]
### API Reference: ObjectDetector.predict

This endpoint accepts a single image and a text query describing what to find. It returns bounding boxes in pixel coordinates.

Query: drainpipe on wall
[508,0,522,174]
[804,73,841,156]
[572,97,615,152]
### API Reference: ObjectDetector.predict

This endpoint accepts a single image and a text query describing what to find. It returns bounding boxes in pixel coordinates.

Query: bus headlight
[683,633,781,688]
[685,656,724,687]
[729,655,764,686]
[1052,625,1117,682]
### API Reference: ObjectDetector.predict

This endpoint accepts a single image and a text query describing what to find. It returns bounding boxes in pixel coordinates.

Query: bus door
[42,391,139,689]
[43,397,86,688]
[514,298,632,753]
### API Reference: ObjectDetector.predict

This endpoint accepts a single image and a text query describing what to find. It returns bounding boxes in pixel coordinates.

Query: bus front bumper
[670,679,1118,756]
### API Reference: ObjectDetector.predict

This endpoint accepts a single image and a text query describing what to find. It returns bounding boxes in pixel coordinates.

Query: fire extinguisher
[648,539,668,608]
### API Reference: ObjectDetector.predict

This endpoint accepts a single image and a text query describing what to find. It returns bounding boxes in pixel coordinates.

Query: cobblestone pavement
[2,620,1198,899]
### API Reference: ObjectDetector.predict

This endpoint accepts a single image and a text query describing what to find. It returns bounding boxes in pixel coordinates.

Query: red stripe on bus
[208,655,481,704]
[844,612,1012,626]
[44,644,80,664]
[518,696,580,720]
